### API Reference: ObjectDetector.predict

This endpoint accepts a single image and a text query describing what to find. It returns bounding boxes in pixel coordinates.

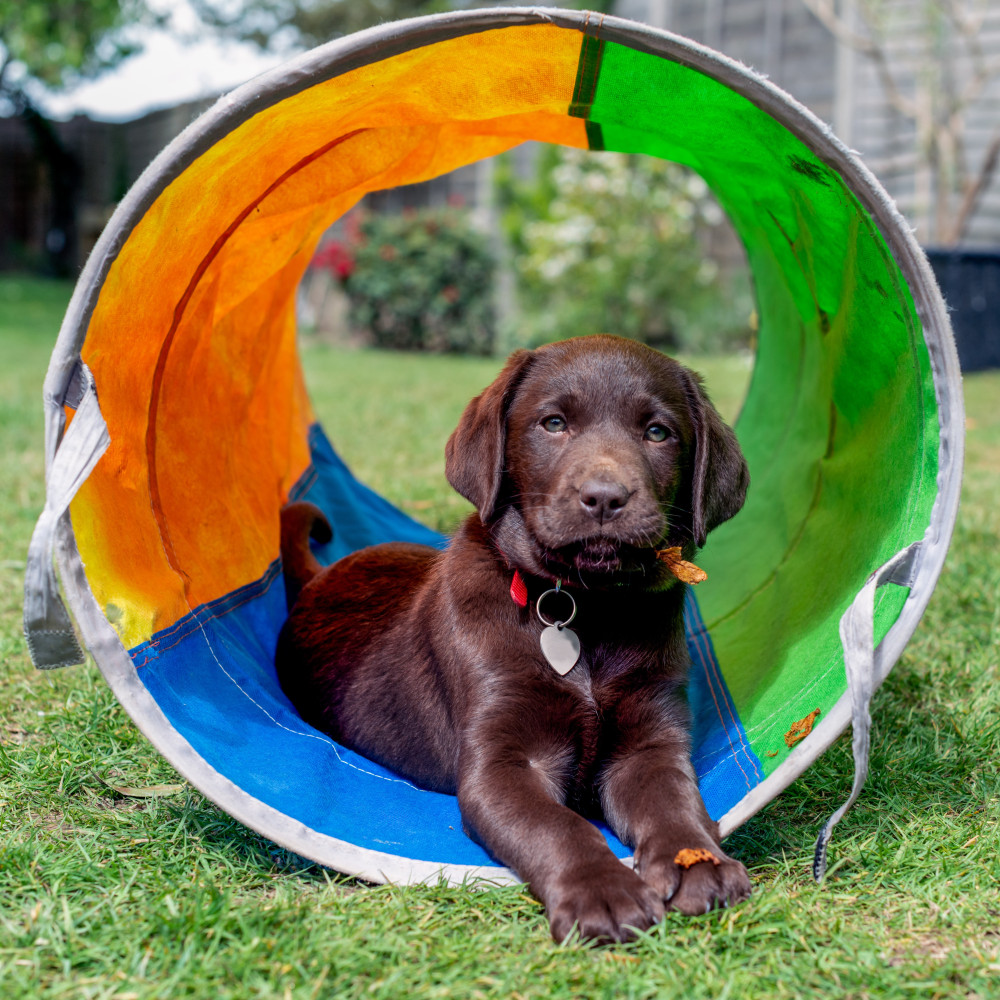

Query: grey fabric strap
[813,541,922,879]
[23,362,110,669]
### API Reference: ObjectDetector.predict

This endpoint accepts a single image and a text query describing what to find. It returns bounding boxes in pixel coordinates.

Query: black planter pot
[924,247,1000,372]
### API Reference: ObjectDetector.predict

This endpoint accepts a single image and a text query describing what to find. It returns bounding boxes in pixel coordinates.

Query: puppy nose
[579,479,631,523]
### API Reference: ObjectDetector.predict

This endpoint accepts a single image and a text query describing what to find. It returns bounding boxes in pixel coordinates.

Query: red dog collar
[510,569,528,607]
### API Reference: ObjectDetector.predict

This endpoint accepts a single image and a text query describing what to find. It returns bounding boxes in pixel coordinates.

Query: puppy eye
[542,416,568,434]
[644,424,673,442]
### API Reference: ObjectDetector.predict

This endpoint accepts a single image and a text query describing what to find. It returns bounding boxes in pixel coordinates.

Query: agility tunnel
[25,8,963,883]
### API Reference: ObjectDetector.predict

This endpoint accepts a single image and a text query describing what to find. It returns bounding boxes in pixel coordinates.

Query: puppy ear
[681,369,750,548]
[445,349,535,522]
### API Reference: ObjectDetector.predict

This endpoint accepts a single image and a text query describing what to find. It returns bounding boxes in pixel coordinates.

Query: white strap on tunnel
[23,362,110,669]
[813,540,922,880]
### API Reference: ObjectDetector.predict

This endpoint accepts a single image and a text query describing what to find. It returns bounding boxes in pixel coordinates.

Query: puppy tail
[279,501,333,611]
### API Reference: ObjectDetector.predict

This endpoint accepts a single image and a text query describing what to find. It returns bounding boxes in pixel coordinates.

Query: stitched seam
[568,20,605,119]
[193,642,420,789]
[693,616,762,782]
[132,562,283,662]
[132,439,420,789]
[694,639,753,791]
[686,593,759,789]
[132,576,420,790]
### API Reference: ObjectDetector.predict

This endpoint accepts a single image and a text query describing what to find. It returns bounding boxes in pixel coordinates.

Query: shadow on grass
[160,793,369,889]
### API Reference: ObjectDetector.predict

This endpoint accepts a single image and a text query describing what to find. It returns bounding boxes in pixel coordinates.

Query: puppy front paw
[635,844,751,915]
[545,858,665,944]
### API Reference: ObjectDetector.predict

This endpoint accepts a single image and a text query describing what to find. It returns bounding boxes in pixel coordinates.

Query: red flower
[312,240,355,281]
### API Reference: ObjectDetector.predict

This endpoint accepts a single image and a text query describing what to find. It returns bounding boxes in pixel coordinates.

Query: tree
[189,0,613,53]
[801,0,1000,245]
[0,0,155,94]
[0,0,159,273]
[189,0,446,51]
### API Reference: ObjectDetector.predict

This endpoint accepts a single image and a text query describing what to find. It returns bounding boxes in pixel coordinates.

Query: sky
[38,0,288,121]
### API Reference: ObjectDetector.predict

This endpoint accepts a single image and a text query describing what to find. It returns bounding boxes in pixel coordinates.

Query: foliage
[0,1,160,276]
[190,0,445,52]
[497,146,754,354]
[2,276,999,997]
[313,208,497,355]
[189,0,615,53]
[0,0,157,95]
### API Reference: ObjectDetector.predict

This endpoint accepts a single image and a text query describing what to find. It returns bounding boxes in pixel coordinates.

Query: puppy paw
[636,844,751,915]
[546,859,665,945]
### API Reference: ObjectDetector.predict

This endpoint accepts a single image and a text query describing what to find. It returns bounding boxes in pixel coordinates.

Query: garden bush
[313,207,497,355]
[497,147,754,354]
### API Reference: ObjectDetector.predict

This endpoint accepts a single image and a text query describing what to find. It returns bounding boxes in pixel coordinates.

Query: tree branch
[0,45,12,94]
[947,129,1000,244]
[800,0,920,119]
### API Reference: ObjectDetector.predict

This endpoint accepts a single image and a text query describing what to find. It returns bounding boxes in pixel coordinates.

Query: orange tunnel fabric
[73,25,588,650]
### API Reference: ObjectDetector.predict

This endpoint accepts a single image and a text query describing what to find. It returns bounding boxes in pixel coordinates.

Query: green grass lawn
[1,275,998,999]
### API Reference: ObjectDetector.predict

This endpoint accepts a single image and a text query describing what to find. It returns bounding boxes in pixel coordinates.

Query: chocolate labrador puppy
[276,334,751,943]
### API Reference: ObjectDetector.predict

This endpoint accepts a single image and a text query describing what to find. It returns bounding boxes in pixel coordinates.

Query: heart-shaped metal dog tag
[540,624,580,675]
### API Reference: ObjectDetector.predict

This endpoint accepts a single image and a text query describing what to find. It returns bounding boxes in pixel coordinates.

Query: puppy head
[446,335,748,585]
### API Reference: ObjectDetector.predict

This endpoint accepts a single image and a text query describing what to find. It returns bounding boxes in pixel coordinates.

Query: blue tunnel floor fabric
[131,426,762,866]
[685,591,765,810]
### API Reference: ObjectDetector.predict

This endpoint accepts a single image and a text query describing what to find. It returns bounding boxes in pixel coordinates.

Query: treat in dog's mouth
[655,546,708,584]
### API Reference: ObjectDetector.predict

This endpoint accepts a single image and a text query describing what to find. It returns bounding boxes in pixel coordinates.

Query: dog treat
[784,708,821,748]
[674,847,721,869]
[655,547,708,584]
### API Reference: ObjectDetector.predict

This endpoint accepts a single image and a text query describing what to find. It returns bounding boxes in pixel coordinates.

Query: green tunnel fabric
[575,39,939,774]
